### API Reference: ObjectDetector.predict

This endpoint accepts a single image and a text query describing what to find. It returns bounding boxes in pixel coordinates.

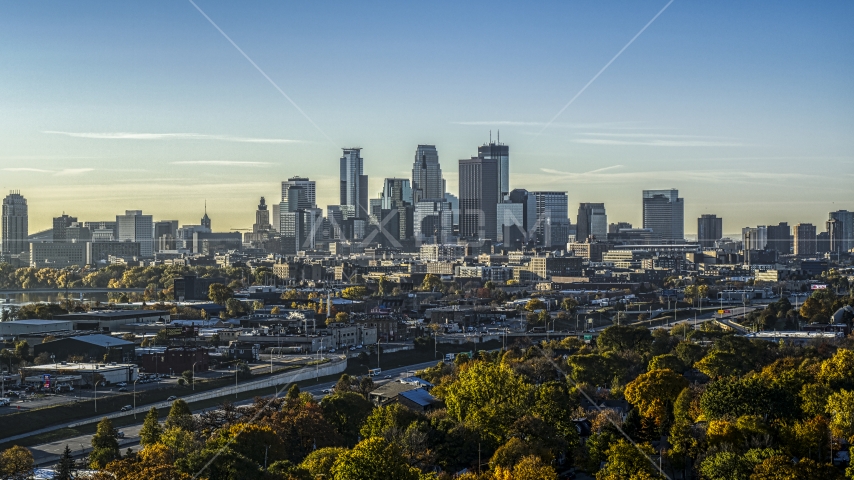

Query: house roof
[65,334,134,348]
[399,376,434,388]
[398,388,440,407]
[369,381,419,400]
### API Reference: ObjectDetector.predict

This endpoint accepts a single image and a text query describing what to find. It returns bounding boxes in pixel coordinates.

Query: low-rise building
[55,310,170,332]
[140,346,210,375]
[21,362,138,386]
[33,334,136,363]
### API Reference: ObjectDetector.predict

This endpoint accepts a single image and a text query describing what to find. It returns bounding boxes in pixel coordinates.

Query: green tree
[207,283,232,305]
[285,384,301,400]
[90,417,120,468]
[440,360,532,444]
[624,369,688,428]
[330,437,425,480]
[561,297,579,312]
[525,298,547,312]
[701,375,797,421]
[300,447,347,479]
[55,445,75,480]
[596,325,653,354]
[360,403,420,440]
[532,382,581,451]
[140,407,163,446]
[648,354,686,373]
[420,274,443,292]
[826,389,854,443]
[320,391,375,446]
[595,439,658,480]
[165,399,195,431]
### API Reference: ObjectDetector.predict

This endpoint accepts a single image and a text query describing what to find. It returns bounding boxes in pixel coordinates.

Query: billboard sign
[811,284,827,290]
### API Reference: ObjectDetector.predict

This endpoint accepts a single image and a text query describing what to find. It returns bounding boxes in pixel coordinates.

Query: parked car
[120,405,132,412]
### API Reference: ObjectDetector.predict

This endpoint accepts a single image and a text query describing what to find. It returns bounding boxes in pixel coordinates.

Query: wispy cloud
[54,168,94,176]
[570,132,745,147]
[541,165,624,176]
[171,160,273,167]
[43,131,302,144]
[3,167,94,176]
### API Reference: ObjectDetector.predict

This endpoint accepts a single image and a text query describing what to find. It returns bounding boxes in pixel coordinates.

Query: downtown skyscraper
[411,145,445,203]
[642,189,685,243]
[340,148,368,220]
[477,139,509,201]
[459,156,499,241]
[576,203,607,242]
[1,191,28,258]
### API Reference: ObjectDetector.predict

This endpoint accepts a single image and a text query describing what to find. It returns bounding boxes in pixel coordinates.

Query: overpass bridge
[0,287,146,295]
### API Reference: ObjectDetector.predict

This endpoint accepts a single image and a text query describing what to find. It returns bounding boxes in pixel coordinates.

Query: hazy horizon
[2,1,852,233]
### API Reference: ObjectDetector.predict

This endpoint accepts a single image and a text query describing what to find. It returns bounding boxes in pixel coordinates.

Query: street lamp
[192,362,199,391]
[133,377,139,419]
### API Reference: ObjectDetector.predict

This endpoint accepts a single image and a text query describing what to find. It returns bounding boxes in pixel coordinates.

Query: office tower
[414,201,453,244]
[478,139,509,201]
[533,192,570,248]
[412,145,445,203]
[829,210,853,252]
[1,191,28,257]
[381,178,412,209]
[340,148,368,219]
[84,221,117,241]
[380,178,413,243]
[697,214,723,248]
[281,176,317,211]
[253,197,272,233]
[766,222,791,254]
[368,198,383,223]
[742,226,767,251]
[66,223,91,242]
[116,210,154,257]
[576,203,607,242]
[497,189,536,247]
[281,208,322,254]
[52,214,77,242]
[793,223,817,256]
[444,193,459,229]
[642,189,684,242]
[459,156,499,240]
[271,204,280,232]
[154,220,178,251]
[827,218,844,253]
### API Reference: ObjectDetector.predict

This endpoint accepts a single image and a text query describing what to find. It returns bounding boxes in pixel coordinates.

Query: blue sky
[1,1,852,234]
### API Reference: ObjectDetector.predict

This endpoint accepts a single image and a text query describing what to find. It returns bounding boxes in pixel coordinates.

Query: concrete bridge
[0,287,146,295]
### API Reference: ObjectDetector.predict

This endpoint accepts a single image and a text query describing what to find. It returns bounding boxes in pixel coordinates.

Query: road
[27,359,440,467]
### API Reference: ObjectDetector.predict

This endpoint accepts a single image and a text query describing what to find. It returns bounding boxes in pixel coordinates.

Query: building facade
[697,214,723,248]
[116,210,154,257]
[642,189,684,243]
[477,141,509,201]
[340,148,368,220]
[533,192,570,248]
[2,191,28,257]
[459,156,499,241]
[576,203,607,242]
[411,145,445,203]
[793,223,817,256]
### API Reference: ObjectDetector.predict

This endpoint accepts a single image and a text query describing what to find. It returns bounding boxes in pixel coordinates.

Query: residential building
[411,145,445,203]
[742,226,768,251]
[697,214,723,248]
[766,223,791,254]
[340,148,368,220]
[419,244,465,262]
[793,223,817,256]
[528,256,583,281]
[829,210,853,252]
[642,189,684,242]
[459,156,499,240]
[2,191,28,257]
[116,210,154,257]
[576,203,607,242]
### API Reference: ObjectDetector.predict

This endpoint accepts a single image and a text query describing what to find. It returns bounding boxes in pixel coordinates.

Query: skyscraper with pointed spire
[201,202,211,230]
[411,145,444,203]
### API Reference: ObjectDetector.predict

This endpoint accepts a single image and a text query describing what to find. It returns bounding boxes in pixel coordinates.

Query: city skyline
[1,2,852,231]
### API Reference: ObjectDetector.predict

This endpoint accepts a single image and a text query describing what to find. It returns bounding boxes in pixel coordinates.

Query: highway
[26,359,441,467]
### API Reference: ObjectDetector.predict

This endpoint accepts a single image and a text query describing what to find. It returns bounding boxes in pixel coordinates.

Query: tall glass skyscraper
[642,189,685,243]
[477,141,509,201]
[576,203,607,241]
[532,192,569,248]
[412,145,444,203]
[1,191,28,257]
[340,148,368,219]
[459,156,499,241]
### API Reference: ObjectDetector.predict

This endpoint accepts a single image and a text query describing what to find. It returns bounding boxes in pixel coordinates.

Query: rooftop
[57,334,135,348]
[399,388,440,407]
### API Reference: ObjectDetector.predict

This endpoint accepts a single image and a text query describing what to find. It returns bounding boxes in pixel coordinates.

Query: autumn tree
[140,407,163,446]
[624,369,688,430]
[0,445,35,480]
[595,439,659,480]
[207,282,232,305]
[329,437,425,480]
[90,417,120,468]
